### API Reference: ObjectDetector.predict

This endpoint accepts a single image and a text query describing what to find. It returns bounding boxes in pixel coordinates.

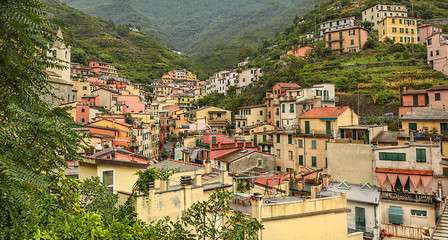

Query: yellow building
[378,16,417,44]
[184,106,231,132]
[72,79,93,102]
[362,4,407,29]
[401,107,448,161]
[186,71,197,81]
[161,74,173,84]
[235,104,267,133]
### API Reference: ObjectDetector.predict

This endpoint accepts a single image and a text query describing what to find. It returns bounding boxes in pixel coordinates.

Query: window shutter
[299,155,303,165]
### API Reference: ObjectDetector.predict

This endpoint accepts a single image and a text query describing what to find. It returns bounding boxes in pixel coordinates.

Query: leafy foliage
[181,189,263,240]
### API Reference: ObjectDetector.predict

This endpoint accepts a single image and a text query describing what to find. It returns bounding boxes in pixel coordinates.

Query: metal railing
[234,115,247,120]
[430,199,448,240]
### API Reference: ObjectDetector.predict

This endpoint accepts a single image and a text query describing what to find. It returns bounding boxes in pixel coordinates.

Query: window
[392,18,395,23]
[325,140,329,150]
[399,19,402,24]
[435,93,441,101]
[243,78,246,82]
[82,86,87,90]
[312,157,317,167]
[282,104,285,113]
[339,32,342,39]
[392,27,397,33]
[299,155,304,165]
[277,166,281,171]
[411,210,427,217]
[298,139,303,148]
[289,151,293,161]
[81,109,85,113]
[288,135,292,144]
[350,40,354,45]
[355,207,366,231]
[212,136,217,144]
[258,159,262,166]
[218,161,221,168]
[277,149,281,158]
[443,167,448,176]
[428,38,432,45]
[379,152,406,161]
[416,149,426,162]
[328,34,331,41]
[101,169,114,193]
[81,118,85,123]
[217,113,221,118]
[290,104,294,112]
[400,37,403,42]
[389,206,403,225]
[437,50,440,55]
[276,134,280,143]
[260,110,263,116]
[312,140,316,149]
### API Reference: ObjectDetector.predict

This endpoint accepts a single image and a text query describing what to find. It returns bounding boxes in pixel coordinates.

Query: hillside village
[9,0,448,240]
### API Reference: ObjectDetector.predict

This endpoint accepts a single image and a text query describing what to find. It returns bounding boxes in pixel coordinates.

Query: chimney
[284,180,290,196]
[181,176,193,212]
[250,192,263,238]
[310,186,317,199]
[204,160,211,174]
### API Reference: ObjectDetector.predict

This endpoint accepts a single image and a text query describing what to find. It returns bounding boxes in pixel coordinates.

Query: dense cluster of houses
[44,4,448,238]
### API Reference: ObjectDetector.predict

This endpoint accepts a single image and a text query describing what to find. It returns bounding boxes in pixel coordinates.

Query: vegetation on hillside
[42,0,203,82]
[62,0,327,76]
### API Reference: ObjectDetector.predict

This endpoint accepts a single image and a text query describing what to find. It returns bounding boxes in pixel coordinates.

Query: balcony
[208,118,227,122]
[179,124,190,129]
[327,38,344,43]
[235,115,247,120]
[294,128,332,137]
[380,191,435,204]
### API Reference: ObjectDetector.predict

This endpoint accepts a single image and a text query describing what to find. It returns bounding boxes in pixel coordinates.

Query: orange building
[325,27,369,53]
[284,46,314,58]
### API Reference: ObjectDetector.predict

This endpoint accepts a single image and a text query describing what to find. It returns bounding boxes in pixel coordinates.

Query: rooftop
[371,131,400,144]
[150,159,204,173]
[299,106,350,118]
[319,182,380,205]
[275,83,301,89]
[427,85,448,91]
[402,107,448,121]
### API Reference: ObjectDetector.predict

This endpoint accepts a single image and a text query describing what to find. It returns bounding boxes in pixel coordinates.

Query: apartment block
[378,16,417,44]
[362,4,407,29]
[325,27,369,53]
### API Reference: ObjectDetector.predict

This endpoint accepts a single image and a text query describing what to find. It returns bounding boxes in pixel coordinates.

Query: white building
[362,4,408,29]
[319,17,356,40]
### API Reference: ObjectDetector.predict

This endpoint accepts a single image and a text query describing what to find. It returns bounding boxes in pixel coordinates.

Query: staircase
[431,201,448,240]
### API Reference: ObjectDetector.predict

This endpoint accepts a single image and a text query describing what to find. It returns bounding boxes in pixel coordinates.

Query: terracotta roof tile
[275,83,301,88]
[299,106,350,118]
[375,168,433,176]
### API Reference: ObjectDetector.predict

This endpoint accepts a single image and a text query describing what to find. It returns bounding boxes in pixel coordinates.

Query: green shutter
[288,135,292,144]
[298,139,303,148]
[305,121,310,134]
[416,149,426,162]
[312,140,316,149]
[282,104,285,113]
[277,134,280,143]
[389,206,403,225]
[411,210,427,216]
[299,155,303,165]
[254,135,258,146]
[325,141,328,150]
[263,135,267,141]
[312,156,317,167]
[444,168,448,176]
[325,157,328,168]
[290,104,294,112]
[212,136,216,144]
[326,121,331,135]
[379,152,406,161]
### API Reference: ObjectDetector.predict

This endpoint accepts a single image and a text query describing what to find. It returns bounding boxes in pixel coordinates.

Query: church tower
[48,29,71,83]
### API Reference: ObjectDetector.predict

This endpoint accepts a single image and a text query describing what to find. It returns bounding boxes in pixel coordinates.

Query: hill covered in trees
[42,0,202,82]
[61,0,326,76]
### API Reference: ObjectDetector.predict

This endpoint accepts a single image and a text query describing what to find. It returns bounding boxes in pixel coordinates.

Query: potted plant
[133,168,177,195]
[422,229,431,239]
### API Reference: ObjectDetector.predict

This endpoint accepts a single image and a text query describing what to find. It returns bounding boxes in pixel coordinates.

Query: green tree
[0,0,86,237]
[181,189,263,240]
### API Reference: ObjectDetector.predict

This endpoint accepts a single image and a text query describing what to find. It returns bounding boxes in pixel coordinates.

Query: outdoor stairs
[431,202,448,240]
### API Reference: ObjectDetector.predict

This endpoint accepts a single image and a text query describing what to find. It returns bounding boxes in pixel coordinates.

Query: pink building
[237,67,262,89]
[168,70,186,80]
[116,95,146,114]
[417,24,442,44]
[427,85,448,108]
[427,32,448,76]
[195,132,257,161]
[86,77,107,85]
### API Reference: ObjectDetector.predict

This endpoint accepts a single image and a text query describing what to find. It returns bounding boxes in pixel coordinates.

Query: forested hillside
[199,0,448,118]
[61,0,325,75]
[42,0,202,82]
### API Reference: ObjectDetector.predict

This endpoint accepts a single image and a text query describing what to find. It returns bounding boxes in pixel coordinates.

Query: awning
[375,168,433,176]
[387,174,398,191]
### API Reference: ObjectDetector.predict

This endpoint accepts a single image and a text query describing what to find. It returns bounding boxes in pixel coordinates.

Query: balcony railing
[381,223,432,240]
[380,191,434,204]
[294,128,332,137]
[235,115,247,120]
[208,118,227,122]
